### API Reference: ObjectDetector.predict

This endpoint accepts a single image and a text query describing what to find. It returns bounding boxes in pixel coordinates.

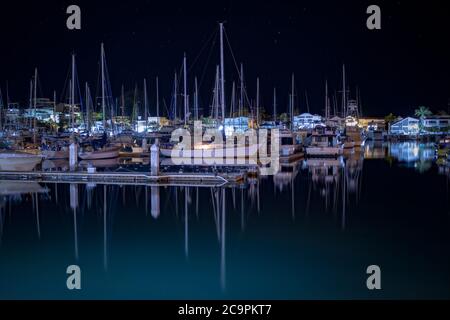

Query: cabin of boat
[305,126,343,157]
[279,129,303,157]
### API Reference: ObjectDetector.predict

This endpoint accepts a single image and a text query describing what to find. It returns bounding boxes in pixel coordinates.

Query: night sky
[0,0,449,117]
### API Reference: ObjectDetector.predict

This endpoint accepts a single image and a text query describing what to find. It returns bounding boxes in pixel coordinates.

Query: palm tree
[414,106,432,118]
[414,106,432,133]
[384,113,397,130]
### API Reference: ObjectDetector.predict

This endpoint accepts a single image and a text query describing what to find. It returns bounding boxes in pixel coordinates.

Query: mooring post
[151,139,160,176]
[69,139,78,171]
[142,138,148,153]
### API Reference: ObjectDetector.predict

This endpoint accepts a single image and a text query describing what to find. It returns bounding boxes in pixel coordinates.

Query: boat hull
[42,150,69,159]
[160,144,260,159]
[79,147,120,160]
[305,146,343,157]
[0,153,42,171]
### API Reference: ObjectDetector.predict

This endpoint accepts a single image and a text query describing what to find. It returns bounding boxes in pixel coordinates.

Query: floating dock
[0,170,245,187]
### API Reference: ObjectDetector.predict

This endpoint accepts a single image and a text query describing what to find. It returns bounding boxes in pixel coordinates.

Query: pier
[0,170,244,187]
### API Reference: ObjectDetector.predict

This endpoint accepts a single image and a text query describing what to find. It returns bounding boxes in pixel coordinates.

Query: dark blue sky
[0,0,449,117]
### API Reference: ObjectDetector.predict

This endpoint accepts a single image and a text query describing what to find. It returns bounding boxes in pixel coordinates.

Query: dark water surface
[0,142,449,299]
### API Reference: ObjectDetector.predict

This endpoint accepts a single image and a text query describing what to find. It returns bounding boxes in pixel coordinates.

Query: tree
[414,106,432,133]
[384,113,397,130]
[414,106,432,118]
[279,113,289,123]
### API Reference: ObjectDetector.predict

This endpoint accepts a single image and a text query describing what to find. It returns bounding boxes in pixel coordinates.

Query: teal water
[0,142,449,299]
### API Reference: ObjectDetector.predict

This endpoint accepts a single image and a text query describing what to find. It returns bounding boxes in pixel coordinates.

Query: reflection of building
[364,142,386,159]
[388,142,435,163]
[305,158,343,185]
[389,117,419,136]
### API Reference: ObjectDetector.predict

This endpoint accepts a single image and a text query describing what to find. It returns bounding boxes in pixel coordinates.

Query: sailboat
[160,23,263,161]
[78,44,120,161]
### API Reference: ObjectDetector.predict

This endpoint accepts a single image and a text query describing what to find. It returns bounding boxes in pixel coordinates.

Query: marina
[0,0,449,302]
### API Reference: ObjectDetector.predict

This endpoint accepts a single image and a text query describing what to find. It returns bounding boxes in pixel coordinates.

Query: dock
[0,170,245,187]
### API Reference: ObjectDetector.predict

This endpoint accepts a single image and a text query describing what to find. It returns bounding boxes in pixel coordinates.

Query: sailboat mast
[53,90,56,112]
[174,72,177,121]
[194,77,198,121]
[219,22,225,123]
[325,80,329,120]
[230,81,235,118]
[28,79,33,129]
[121,85,125,118]
[214,65,219,120]
[33,67,37,143]
[156,77,160,118]
[256,77,260,126]
[101,43,106,130]
[239,63,244,117]
[273,87,277,122]
[342,64,346,118]
[85,82,90,133]
[183,53,188,126]
[71,54,75,133]
[144,78,148,127]
[290,73,294,130]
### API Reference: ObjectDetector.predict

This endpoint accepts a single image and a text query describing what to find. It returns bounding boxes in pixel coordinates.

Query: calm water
[0,142,449,299]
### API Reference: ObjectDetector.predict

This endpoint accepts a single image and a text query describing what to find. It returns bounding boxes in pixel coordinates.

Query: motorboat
[305,126,343,157]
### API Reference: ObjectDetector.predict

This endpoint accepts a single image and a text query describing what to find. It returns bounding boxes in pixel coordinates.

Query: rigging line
[188,28,218,73]
[198,31,218,91]
[60,62,71,103]
[223,28,253,112]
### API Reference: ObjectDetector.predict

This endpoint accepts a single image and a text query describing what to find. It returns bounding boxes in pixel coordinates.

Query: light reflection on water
[0,142,449,299]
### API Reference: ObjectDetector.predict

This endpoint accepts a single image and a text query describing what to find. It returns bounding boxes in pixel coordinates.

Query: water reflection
[0,141,449,298]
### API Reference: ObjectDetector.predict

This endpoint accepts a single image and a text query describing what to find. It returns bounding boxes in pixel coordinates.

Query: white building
[389,117,420,136]
[224,117,249,135]
[422,116,450,132]
[293,113,323,129]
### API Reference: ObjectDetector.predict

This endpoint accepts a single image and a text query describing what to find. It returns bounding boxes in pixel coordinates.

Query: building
[358,117,385,130]
[389,117,420,136]
[293,113,323,129]
[224,117,249,135]
[422,116,450,133]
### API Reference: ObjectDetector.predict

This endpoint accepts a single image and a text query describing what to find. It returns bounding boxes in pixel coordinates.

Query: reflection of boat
[0,181,48,195]
[305,126,343,157]
[79,146,120,160]
[273,160,301,191]
[340,135,355,149]
[304,157,343,185]
[436,136,450,158]
[0,151,43,171]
